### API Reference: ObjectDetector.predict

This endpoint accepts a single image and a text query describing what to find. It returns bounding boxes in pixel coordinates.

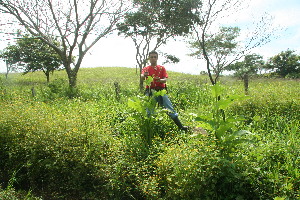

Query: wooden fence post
[114,82,120,101]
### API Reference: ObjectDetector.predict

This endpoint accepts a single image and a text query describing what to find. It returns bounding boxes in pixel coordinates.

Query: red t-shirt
[142,65,168,89]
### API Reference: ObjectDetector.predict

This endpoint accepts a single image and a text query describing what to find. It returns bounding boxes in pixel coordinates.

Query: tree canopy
[118,0,202,90]
[120,0,201,37]
[0,0,130,88]
[189,26,240,81]
[226,53,264,78]
[0,35,64,82]
[189,0,276,85]
[265,49,300,78]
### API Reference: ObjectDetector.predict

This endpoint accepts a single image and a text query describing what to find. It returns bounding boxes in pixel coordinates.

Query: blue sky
[235,0,300,57]
[78,0,300,74]
[1,0,300,74]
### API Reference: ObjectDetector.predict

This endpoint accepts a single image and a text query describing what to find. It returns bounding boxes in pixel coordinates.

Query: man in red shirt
[141,50,188,131]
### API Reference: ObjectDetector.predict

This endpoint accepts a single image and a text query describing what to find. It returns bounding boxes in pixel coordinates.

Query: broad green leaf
[226,116,245,123]
[217,123,233,134]
[128,99,137,109]
[217,98,234,109]
[195,116,216,129]
[155,89,167,97]
[253,115,262,121]
[197,123,213,131]
[217,94,249,109]
[274,197,286,200]
[195,114,213,121]
[234,130,252,136]
[195,116,213,122]
[145,76,153,86]
[129,115,142,121]
[211,84,223,97]
[216,130,225,139]
[128,98,143,113]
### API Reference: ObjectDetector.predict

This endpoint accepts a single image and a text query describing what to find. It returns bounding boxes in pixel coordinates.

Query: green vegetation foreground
[0,67,299,200]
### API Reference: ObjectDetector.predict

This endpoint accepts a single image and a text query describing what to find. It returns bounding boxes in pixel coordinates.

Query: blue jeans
[145,89,178,119]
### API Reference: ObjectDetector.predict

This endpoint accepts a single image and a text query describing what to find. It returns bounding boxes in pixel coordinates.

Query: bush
[142,136,259,200]
[239,134,300,199]
[0,99,118,199]
[0,187,42,200]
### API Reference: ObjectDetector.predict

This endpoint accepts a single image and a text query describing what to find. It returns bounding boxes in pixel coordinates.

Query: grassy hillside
[0,67,299,200]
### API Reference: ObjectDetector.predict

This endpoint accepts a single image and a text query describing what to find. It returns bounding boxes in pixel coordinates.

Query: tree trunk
[243,73,249,95]
[114,82,121,101]
[46,71,50,83]
[139,77,144,92]
[68,54,84,88]
[68,73,77,88]
[5,62,9,79]
[31,86,36,97]
[139,63,144,92]
[201,31,215,85]
[64,60,78,88]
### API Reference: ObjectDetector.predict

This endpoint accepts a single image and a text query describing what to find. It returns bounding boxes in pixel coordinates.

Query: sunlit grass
[0,67,299,199]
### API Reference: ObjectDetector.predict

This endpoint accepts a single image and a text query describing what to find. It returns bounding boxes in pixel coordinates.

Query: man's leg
[158,95,188,131]
[159,95,178,118]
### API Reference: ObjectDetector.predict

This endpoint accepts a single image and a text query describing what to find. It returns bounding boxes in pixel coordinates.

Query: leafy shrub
[105,134,150,199]
[40,78,81,100]
[0,187,41,200]
[0,99,118,199]
[227,95,300,199]
[142,136,259,200]
[285,72,300,79]
[169,80,212,110]
[238,135,300,199]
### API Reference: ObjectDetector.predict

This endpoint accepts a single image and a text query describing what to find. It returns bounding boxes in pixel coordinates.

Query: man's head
[149,50,158,65]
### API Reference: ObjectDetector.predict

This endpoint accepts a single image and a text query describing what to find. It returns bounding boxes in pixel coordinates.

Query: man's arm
[154,76,167,83]
[141,71,149,81]
[158,66,168,83]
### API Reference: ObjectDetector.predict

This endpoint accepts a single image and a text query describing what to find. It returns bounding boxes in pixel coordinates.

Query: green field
[0,67,299,200]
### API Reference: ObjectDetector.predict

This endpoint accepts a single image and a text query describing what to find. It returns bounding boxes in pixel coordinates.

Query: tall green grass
[0,68,299,199]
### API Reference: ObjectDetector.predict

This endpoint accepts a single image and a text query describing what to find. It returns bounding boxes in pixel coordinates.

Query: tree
[0,0,130,88]
[226,53,264,94]
[265,49,300,78]
[189,26,240,82]
[0,46,19,79]
[0,35,64,82]
[117,0,201,90]
[190,0,276,85]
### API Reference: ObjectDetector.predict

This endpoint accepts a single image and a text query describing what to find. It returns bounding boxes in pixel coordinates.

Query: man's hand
[154,77,167,83]
[141,72,149,81]
[154,76,160,82]
[141,73,148,81]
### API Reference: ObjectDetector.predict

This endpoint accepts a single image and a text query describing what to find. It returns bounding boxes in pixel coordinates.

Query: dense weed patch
[0,68,299,199]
